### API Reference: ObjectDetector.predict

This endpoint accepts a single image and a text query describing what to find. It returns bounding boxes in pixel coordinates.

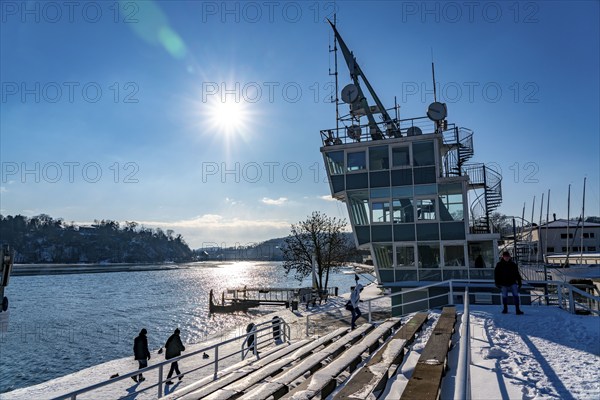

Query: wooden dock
[209,287,338,314]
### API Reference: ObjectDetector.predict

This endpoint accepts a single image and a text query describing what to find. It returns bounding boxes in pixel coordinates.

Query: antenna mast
[329,13,339,133]
[431,49,437,102]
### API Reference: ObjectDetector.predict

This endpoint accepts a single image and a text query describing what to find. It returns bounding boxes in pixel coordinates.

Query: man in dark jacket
[164,328,186,384]
[494,251,524,315]
[133,328,151,382]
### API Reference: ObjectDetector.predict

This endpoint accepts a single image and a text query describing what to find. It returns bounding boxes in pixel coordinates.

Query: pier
[209,287,338,314]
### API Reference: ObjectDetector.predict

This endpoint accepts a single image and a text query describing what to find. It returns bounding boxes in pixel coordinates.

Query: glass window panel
[391,169,413,186]
[396,269,418,281]
[372,201,391,223]
[347,151,366,171]
[414,166,436,184]
[392,186,413,197]
[440,222,466,240]
[331,175,344,193]
[444,245,465,267]
[370,171,390,187]
[370,188,390,198]
[346,173,368,190]
[372,225,393,242]
[348,191,370,225]
[419,270,442,281]
[379,269,394,282]
[413,141,435,166]
[325,151,344,175]
[418,244,440,268]
[393,198,414,223]
[414,184,437,195]
[439,183,463,221]
[394,224,416,241]
[392,146,410,167]
[417,198,436,220]
[369,145,389,170]
[374,244,393,269]
[356,226,371,245]
[417,223,439,240]
[396,246,415,267]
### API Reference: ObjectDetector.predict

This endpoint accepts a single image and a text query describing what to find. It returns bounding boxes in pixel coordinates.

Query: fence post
[158,365,163,398]
[368,300,372,323]
[568,286,575,314]
[306,315,310,337]
[449,280,454,305]
[557,283,564,309]
[214,346,219,380]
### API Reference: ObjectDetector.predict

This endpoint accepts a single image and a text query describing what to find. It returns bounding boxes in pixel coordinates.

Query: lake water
[0,261,359,393]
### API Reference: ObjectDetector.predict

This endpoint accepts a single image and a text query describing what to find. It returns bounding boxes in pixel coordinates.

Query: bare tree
[281,211,355,290]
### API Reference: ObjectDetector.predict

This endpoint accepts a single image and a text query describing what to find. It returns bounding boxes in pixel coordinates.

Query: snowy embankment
[1,284,384,400]
[3,287,599,400]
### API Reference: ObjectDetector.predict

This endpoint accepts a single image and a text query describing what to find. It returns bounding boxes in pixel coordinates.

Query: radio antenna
[431,48,437,102]
[329,12,339,133]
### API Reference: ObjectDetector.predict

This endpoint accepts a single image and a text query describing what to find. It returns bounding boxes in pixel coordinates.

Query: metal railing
[527,280,600,315]
[454,287,472,400]
[305,279,600,336]
[52,319,290,400]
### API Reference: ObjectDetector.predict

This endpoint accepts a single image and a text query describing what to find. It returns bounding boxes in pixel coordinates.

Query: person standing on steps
[350,275,364,329]
[132,328,151,382]
[494,251,524,315]
[163,328,186,385]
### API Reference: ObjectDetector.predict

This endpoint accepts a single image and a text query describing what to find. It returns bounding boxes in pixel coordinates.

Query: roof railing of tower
[321,113,456,146]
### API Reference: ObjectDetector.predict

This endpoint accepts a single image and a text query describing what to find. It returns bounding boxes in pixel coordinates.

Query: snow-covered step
[334,312,429,399]
[171,327,348,400]
[400,307,456,400]
[239,323,375,400]
[282,318,402,400]
[197,327,350,400]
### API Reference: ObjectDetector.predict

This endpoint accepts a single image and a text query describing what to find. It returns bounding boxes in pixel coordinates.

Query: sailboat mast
[545,189,550,263]
[529,196,535,263]
[539,193,544,263]
[566,184,571,266]
[580,177,586,262]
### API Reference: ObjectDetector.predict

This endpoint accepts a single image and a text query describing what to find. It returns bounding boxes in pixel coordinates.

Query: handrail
[454,287,471,400]
[305,279,599,336]
[52,319,290,400]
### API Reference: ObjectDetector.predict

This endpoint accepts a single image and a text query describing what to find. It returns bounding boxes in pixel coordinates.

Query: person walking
[494,251,524,315]
[132,328,151,382]
[164,328,186,384]
[350,275,363,329]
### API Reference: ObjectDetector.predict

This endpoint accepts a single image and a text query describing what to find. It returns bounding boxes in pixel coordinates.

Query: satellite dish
[347,125,362,141]
[341,84,359,104]
[427,102,447,121]
[406,126,422,136]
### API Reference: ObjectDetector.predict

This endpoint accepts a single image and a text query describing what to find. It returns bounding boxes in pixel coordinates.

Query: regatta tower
[320,22,503,313]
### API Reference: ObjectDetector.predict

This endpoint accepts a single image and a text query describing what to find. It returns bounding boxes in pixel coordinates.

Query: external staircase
[442,127,502,234]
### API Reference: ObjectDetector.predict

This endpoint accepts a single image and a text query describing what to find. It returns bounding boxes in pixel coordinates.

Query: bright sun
[207,100,249,136]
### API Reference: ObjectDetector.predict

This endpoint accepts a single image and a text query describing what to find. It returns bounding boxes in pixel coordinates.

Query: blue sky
[1,1,599,248]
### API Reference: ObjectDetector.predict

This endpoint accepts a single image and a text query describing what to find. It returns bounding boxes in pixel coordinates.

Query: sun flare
[207,99,249,136]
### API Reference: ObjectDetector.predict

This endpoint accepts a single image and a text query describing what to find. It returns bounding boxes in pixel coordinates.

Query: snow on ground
[445,305,600,400]
[3,287,599,400]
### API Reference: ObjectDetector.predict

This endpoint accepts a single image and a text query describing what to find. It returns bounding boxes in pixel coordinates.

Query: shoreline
[1,284,384,399]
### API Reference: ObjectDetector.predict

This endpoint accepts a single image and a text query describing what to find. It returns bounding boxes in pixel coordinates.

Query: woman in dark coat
[133,328,150,382]
[164,328,186,384]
